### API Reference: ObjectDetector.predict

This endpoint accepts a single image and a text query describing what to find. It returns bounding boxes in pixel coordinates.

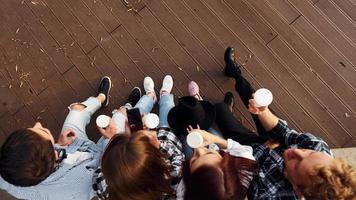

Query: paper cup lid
[96,115,110,128]
[254,88,273,107]
[187,132,203,148]
[143,113,159,129]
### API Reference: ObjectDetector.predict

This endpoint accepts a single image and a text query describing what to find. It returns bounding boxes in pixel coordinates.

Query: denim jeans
[111,93,175,134]
[135,93,174,128]
[61,97,101,140]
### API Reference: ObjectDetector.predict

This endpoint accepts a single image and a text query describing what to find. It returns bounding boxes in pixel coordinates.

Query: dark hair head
[101,131,173,200]
[0,128,56,186]
[183,151,258,200]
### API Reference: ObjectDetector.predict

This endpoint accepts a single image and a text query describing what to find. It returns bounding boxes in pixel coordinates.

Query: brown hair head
[301,158,356,200]
[0,128,56,186]
[183,151,258,200]
[101,131,173,200]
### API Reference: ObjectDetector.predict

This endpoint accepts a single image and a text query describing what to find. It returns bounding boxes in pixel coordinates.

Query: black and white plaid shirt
[248,120,333,200]
[92,128,185,200]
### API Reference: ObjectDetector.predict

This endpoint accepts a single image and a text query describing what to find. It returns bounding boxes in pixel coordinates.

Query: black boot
[224,47,241,78]
[224,92,235,112]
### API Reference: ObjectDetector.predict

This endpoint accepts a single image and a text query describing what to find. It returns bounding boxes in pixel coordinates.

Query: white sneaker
[144,76,155,94]
[160,75,173,95]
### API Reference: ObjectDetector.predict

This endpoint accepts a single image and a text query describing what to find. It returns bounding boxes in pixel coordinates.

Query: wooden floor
[1,0,356,149]
[0,0,356,198]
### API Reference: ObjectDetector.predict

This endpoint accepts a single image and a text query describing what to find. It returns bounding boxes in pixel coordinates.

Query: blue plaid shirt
[248,120,333,200]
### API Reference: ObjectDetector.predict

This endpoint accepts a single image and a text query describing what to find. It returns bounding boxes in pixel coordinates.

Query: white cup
[187,131,204,148]
[96,115,111,128]
[254,88,273,107]
[143,113,160,129]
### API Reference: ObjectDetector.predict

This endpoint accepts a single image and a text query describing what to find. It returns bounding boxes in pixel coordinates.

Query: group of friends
[0,47,355,200]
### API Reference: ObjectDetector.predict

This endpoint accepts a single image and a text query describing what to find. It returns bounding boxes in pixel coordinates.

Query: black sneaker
[125,87,142,107]
[224,92,234,112]
[224,47,241,78]
[97,76,112,107]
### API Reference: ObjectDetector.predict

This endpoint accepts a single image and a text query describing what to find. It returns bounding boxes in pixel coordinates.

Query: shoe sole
[101,76,112,107]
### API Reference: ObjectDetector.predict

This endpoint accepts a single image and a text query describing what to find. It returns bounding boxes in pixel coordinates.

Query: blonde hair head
[302,158,356,200]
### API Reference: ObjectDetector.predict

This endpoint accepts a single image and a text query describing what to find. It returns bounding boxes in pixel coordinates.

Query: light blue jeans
[61,97,101,140]
[134,93,174,128]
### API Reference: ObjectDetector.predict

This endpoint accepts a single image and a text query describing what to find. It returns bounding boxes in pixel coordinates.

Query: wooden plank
[111,25,184,96]
[247,0,356,116]
[288,0,356,68]
[268,37,356,140]
[24,0,102,91]
[342,138,356,148]
[0,67,24,116]
[80,0,121,33]
[331,0,356,23]
[61,0,107,46]
[99,36,144,88]
[202,0,342,146]
[44,0,98,53]
[314,0,356,45]
[4,0,72,75]
[291,16,356,97]
[62,67,93,98]
[0,11,48,94]
[5,107,36,134]
[47,72,78,107]
[146,1,226,101]
[38,87,68,128]
[266,0,301,24]
[223,0,277,44]
[87,46,132,112]
[99,0,190,96]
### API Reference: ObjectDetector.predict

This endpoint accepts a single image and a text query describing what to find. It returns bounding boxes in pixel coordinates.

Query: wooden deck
[1,0,356,198]
[1,0,356,161]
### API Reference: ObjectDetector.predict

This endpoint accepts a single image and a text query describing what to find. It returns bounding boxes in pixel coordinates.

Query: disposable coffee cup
[143,113,159,129]
[96,115,111,128]
[187,131,204,148]
[254,88,273,107]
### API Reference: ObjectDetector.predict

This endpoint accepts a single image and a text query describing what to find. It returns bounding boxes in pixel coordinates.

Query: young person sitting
[92,75,185,200]
[223,46,356,199]
[0,77,113,200]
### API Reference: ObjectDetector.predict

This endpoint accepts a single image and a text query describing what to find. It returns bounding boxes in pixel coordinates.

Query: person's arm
[247,99,279,132]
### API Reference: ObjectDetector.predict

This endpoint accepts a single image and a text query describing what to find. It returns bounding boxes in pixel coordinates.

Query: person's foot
[144,76,155,94]
[160,75,173,95]
[224,47,241,78]
[224,92,234,112]
[188,81,203,100]
[97,76,112,107]
[125,87,142,107]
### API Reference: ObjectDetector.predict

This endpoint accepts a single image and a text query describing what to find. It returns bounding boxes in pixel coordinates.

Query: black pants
[214,74,269,145]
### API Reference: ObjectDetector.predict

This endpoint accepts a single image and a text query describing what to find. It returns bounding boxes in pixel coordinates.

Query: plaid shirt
[92,128,185,200]
[248,120,333,200]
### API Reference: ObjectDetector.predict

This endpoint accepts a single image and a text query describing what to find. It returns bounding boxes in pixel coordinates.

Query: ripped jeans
[61,97,101,140]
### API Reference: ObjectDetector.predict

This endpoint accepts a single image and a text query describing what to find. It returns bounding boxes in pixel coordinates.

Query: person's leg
[61,96,103,140]
[112,87,142,134]
[134,77,156,115]
[214,102,268,145]
[158,75,174,128]
[224,47,267,136]
[61,77,111,140]
[233,75,267,136]
[158,94,174,128]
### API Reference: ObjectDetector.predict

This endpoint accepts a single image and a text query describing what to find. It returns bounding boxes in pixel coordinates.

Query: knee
[70,103,86,111]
